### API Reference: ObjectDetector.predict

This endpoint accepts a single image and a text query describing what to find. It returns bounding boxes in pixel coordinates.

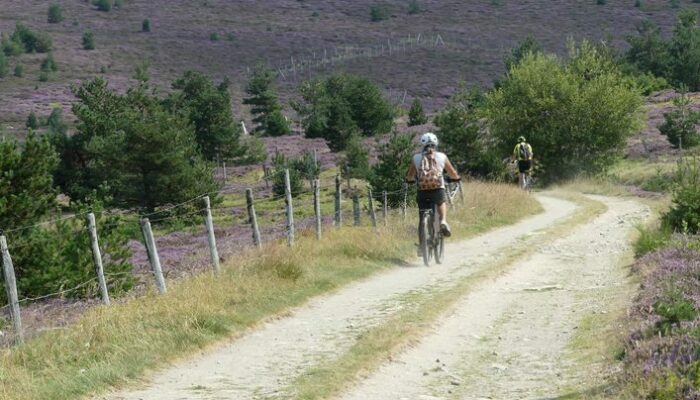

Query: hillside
[1,0,699,138]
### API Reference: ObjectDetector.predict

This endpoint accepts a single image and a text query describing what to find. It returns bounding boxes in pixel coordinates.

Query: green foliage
[142,18,151,32]
[504,35,543,72]
[292,151,320,187]
[634,225,671,256]
[659,90,700,149]
[435,89,503,178]
[408,98,428,126]
[47,107,68,136]
[625,71,670,95]
[113,0,124,9]
[635,0,641,7]
[293,74,394,151]
[209,32,220,41]
[82,31,95,50]
[369,4,389,21]
[233,135,267,165]
[38,70,49,82]
[597,0,606,5]
[271,153,303,197]
[626,19,670,78]
[93,0,112,12]
[368,130,415,207]
[40,53,58,72]
[342,134,370,180]
[1,34,24,56]
[132,60,149,82]
[0,51,7,78]
[26,112,38,129]
[13,62,23,77]
[10,23,53,53]
[486,40,643,182]
[243,66,290,136]
[408,0,421,14]
[668,9,700,91]
[654,290,697,335]
[670,0,680,8]
[6,204,134,302]
[663,158,700,234]
[54,78,218,212]
[47,3,64,23]
[0,133,58,232]
[169,71,244,160]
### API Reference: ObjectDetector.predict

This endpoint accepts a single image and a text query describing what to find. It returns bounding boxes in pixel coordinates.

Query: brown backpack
[418,151,442,190]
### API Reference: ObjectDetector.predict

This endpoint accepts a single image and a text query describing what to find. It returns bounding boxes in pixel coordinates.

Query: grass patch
[286,190,605,399]
[0,182,537,400]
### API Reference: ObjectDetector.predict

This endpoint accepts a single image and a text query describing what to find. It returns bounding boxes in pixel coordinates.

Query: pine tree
[408,98,428,126]
[47,3,64,23]
[170,71,243,160]
[243,66,290,136]
[26,112,38,129]
[0,50,7,78]
[342,134,370,180]
[368,130,416,206]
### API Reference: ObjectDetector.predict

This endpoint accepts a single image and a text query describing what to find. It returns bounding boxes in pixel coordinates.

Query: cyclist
[406,133,460,243]
[512,136,533,190]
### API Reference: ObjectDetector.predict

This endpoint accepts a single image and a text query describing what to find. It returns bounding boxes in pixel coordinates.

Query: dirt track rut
[101,194,647,400]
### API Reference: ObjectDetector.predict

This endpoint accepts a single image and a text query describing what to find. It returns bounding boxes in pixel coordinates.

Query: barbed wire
[2,211,90,235]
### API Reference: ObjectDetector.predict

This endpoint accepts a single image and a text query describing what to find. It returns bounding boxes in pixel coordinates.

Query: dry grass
[0,181,536,400]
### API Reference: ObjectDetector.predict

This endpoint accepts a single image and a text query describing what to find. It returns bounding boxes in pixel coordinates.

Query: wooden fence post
[458,181,464,204]
[382,191,388,226]
[222,162,227,184]
[402,183,408,222]
[202,196,220,274]
[140,218,167,294]
[334,175,342,227]
[284,169,295,247]
[368,188,377,228]
[313,179,322,240]
[246,189,262,248]
[86,213,111,305]
[353,191,361,226]
[1,235,23,345]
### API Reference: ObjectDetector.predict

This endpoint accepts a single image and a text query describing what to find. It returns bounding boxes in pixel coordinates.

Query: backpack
[519,143,531,160]
[417,152,442,191]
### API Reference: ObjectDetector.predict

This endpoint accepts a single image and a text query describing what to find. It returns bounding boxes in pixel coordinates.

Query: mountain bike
[418,179,460,267]
[519,171,533,192]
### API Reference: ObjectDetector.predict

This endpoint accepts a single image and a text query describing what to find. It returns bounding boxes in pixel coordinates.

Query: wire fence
[0,169,464,347]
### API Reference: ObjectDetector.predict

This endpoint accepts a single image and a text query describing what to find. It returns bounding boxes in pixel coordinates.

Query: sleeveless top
[413,151,447,189]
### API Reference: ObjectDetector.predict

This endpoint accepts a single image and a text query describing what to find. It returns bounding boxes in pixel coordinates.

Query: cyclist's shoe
[440,222,452,237]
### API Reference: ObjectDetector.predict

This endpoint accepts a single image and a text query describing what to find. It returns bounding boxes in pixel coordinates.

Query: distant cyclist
[406,133,460,239]
[512,136,533,190]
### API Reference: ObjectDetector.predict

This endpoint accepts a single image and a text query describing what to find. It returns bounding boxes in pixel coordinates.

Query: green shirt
[513,142,533,161]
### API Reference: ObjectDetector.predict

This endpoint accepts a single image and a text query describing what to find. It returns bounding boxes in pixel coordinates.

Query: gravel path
[338,195,649,400]
[100,194,594,400]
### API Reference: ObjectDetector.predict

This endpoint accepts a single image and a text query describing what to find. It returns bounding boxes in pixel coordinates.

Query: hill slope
[1,0,698,136]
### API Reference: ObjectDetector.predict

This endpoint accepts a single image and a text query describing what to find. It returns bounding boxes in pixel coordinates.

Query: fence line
[0,167,461,347]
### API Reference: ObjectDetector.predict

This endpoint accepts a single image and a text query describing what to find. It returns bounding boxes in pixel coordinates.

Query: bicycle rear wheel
[420,212,431,266]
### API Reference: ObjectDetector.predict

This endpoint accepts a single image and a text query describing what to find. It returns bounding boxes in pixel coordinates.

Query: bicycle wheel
[433,206,444,264]
[420,212,430,266]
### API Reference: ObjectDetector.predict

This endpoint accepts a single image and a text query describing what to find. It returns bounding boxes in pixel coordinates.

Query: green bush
[370,4,389,21]
[41,53,58,72]
[408,0,421,14]
[26,112,38,129]
[47,108,68,136]
[659,91,700,149]
[368,130,416,207]
[113,0,124,8]
[271,153,304,197]
[0,51,7,78]
[342,134,370,180]
[82,31,95,50]
[663,158,700,233]
[634,0,641,6]
[47,3,64,23]
[242,66,290,136]
[654,290,697,335]
[596,0,606,5]
[486,40,643,182]
[209,32,219,41]
[13,63,23,77]
[93,0,112,12]
[38,70,49,82]
[10,23,53,53]
[408,98,427,126]
[233,135,267,165]
[634,225,671,256]
[1,34,23,56]
[142,18,150,32]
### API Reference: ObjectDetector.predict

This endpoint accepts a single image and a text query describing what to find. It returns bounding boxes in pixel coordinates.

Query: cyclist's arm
[406,162,417,183]
[444,159,460,181]
[512,144,519,160]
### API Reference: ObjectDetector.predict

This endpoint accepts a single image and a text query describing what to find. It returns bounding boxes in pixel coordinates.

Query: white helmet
[420,132,438,147]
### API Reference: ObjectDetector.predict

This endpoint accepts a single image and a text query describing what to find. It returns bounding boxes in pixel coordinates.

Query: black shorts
[518,160,532,173]
[417,188,446,210]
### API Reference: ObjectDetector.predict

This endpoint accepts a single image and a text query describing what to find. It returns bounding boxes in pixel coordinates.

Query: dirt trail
[100,195,575,400]
[339,195,649,400]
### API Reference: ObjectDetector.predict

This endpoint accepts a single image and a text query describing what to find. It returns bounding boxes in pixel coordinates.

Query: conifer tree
[243,66,290,136]
[408,98,427,126]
